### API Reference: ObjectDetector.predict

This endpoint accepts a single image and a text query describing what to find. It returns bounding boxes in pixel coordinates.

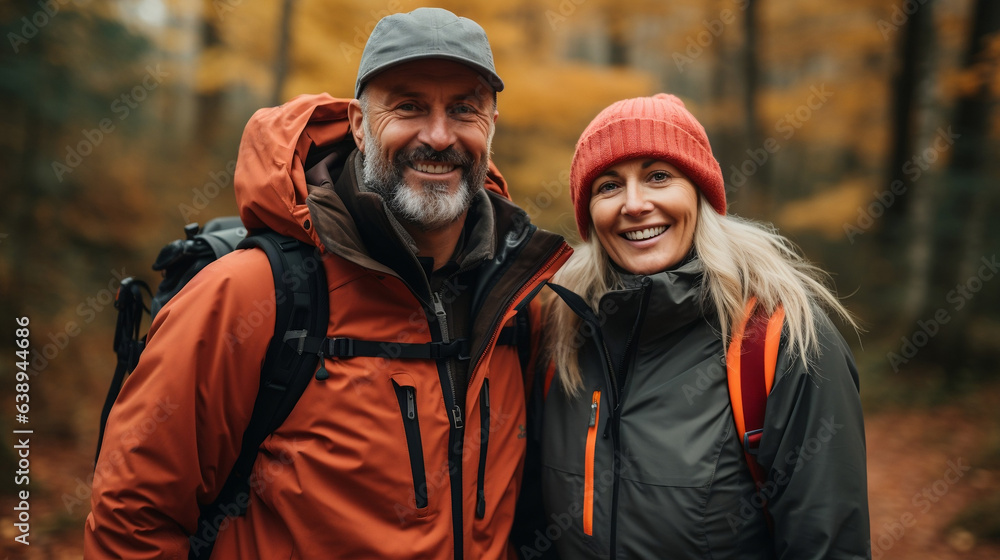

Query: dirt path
[2,405,998,559]
[865,406,1000,560]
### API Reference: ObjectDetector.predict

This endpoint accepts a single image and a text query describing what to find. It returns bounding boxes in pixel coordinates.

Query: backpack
[726,298,786,522]
[96,217,329,559]
[97,216,534,559]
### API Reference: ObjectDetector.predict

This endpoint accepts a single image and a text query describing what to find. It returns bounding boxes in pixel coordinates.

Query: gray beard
[361,124,489,231]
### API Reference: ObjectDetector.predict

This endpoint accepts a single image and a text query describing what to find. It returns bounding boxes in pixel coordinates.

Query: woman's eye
[596,182,619,194]
[649,171,672,183]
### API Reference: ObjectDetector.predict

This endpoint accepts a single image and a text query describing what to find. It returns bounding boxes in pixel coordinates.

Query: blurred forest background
[1,0,999,557]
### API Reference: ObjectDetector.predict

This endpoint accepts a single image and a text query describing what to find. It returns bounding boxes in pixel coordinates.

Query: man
[85,8,570,559]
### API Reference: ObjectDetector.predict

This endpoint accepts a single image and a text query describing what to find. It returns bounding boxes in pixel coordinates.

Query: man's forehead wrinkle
[379,83,489,107]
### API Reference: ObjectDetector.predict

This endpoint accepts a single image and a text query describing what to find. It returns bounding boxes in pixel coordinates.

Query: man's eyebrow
[453,92,487,103]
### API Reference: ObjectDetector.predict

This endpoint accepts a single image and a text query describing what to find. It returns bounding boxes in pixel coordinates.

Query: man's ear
[492,109,499,126]
[347,99,365,153]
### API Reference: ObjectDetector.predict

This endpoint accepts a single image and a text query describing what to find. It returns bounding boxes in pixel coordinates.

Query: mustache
[395,145,473,168]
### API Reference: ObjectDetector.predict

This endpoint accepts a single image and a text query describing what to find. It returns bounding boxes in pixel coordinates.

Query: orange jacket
[85,94,570,559]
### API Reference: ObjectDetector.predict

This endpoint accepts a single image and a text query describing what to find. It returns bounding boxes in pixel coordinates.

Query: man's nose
[418,110,457,152]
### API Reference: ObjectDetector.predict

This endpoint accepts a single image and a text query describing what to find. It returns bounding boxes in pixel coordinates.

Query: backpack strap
[726,298,785,491]
[190,232,328,559]
[492,307,531,373]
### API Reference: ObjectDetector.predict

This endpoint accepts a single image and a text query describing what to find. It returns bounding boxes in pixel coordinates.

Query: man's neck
[402,211,468,271]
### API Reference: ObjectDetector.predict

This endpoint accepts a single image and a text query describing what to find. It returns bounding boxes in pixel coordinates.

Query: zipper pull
[589,400,598,427]
[315,349,329,380]
[406,388,416,420]
[432,291,450,342]
[451,405,464,429]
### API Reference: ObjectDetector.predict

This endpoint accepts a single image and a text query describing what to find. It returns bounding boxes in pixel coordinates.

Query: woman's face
[588,158,699,276]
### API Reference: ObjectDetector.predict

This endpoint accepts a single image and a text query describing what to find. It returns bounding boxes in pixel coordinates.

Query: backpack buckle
[327,337,354,358]
[431,339,470,360]
[282,329,309,354]
[743,428,764,456]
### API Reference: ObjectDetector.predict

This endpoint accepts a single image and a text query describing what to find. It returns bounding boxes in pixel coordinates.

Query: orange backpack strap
[726,298,785,490]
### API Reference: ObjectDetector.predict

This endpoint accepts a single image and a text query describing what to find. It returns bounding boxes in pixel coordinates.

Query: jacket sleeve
[84,249,275,559]
[510,293,562,560]
[757,309,871,560]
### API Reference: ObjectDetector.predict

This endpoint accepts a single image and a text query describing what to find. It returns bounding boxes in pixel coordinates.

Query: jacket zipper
[583,389,601,536]
[475,379,490,519]
[430,290,464,559]
[607,279,651,558]
[432,292,463,429]
[392,380,428,509]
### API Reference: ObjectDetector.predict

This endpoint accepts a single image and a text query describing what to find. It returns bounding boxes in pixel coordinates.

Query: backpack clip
[283,329,309,354]
[743,428,764,456]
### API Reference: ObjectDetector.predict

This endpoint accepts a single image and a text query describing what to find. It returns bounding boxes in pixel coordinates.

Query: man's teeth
[413,163,455,174]
[624,226,667,241]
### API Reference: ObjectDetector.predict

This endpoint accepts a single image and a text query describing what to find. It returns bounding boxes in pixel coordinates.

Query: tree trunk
[742,0,767,210]
[886,1,937,332]
[603,7,628,66]
[270,0,297,106]
[932,0,1000,383]
[880,0,934,238]
[195,2,225,151]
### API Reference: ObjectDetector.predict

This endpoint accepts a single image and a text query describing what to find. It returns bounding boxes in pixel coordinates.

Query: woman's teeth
[623,226,667,241]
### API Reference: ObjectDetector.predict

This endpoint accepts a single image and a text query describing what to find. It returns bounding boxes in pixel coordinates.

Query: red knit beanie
[569,94,726,240]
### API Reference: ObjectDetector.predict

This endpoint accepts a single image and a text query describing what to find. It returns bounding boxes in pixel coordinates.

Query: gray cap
[355,7,504,98]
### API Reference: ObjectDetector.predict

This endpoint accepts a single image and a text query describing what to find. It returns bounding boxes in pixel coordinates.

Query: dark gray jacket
[536,258,870,559]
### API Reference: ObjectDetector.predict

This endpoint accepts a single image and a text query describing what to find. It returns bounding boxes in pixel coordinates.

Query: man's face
[350,59,498,230]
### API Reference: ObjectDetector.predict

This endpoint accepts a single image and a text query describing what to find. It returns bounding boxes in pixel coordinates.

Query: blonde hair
[547,197,858,395]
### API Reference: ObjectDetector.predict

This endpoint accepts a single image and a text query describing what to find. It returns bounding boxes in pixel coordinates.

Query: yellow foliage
[775,179,873,240]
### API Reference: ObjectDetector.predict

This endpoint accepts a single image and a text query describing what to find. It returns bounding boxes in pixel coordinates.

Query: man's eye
[451,104,475,114]
[397,103,419,112]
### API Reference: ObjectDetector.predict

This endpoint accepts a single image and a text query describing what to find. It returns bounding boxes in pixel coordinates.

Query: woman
[537,94,870,559]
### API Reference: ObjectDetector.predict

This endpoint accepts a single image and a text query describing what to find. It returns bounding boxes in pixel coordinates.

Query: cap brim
[355,54,505,98]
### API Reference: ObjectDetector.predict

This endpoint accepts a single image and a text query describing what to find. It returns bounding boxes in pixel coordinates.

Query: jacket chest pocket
[391,379,428,509]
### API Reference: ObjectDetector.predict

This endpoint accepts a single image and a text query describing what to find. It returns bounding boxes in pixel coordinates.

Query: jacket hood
[234,93,511,250]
